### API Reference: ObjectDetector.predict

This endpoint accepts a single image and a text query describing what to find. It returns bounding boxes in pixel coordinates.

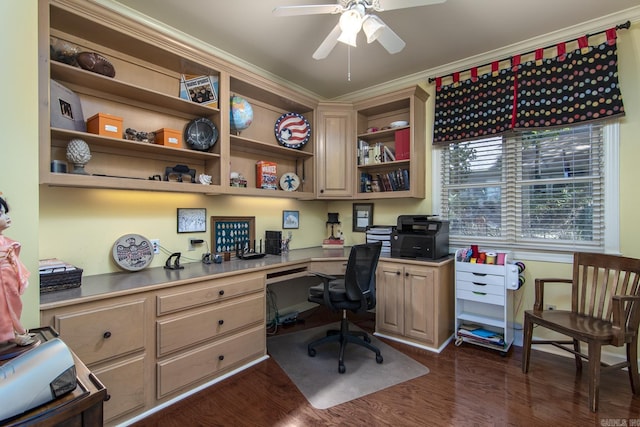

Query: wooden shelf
[51,62,219,119]
[230,135,313,160]
[51,128,220,161]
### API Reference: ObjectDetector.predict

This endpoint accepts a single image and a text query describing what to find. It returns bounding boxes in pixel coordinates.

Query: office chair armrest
[309,272,337,310]
[533,278,573,311]
[310,272,337,282]
[611,295,640,346]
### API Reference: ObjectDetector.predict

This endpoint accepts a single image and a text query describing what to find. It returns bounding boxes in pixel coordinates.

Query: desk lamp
[323,213,344,249]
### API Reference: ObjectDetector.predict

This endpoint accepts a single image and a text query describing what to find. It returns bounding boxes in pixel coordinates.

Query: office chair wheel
[376,354,383,364]
[308,347,316,357]
[339,363,346,374]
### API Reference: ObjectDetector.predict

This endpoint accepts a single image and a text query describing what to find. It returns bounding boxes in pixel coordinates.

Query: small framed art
[353,203,374,232]
[177,208,207,233]
[283,210,299,229]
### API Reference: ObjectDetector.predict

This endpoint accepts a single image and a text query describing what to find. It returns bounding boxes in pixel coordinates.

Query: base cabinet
[376,258,454,351]
[40,271,266,426]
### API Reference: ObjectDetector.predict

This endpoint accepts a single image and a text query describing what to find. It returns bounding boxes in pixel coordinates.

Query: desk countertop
[40,247,452,309]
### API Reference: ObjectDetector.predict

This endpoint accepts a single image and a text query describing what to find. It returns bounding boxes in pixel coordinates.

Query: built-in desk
[40,247,453,426]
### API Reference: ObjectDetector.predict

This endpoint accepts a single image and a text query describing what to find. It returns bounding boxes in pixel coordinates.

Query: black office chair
[307,242,383,373]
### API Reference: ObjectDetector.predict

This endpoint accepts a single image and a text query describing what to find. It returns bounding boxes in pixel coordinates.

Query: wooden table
[1,327,107,427]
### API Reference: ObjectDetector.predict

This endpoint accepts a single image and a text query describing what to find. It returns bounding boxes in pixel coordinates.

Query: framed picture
[177,208,207,233]
[353,203,374,232]
[211,216,255,253]
[282,210,299,229]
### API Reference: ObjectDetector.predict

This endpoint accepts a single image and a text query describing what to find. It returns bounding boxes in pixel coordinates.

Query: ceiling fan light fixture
[337,29,358,47]
[362,15,386,43]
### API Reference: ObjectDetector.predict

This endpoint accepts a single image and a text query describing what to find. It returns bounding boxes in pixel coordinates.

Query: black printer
[391,215,450,260]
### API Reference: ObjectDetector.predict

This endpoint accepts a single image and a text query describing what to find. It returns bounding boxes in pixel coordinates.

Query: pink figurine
[0,195,34,346]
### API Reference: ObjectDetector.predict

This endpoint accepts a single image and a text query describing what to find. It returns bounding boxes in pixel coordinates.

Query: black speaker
[265,230,282,255]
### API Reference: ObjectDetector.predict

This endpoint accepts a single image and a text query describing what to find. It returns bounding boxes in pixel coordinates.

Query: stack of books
[457,323,505,347]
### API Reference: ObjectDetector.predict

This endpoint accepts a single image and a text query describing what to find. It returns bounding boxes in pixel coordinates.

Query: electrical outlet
[151,239,160,254]
[545,304,556,311]
[187,238,195,251]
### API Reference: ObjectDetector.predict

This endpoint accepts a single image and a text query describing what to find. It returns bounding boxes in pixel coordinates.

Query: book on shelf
[357,140,397,165]
[179,74,219,108]
[395,128,410,160]
[360,170,410,193]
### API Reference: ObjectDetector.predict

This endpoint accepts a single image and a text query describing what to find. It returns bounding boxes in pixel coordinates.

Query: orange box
[154,128,182,148]
[86,113,123,138]
[256,161,277,190]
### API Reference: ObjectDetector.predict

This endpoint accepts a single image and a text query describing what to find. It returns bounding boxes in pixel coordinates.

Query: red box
[395,128,410,161]
[256,161,277,190]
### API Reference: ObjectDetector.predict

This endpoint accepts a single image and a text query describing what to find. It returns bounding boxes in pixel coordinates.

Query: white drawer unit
[454,248,518,355]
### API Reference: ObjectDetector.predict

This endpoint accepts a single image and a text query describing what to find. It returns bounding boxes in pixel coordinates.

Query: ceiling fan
[273,0,446,60]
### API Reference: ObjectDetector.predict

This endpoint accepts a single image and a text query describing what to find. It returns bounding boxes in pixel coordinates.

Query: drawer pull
[218,290,225,296]
[104,394,112,401]
[472,291,487,296]
[472,282,487,286]
[396,271,401,275]
[103,331,112,339]
[405,272,409,277]
[218,355,224,361]
[472,272,487,277]
[218,319,224,325]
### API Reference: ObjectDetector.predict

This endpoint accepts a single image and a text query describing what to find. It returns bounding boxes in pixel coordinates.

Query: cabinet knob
[104,394,111,402]
[219,289,225,296]
[103,331,112,339]
[396,271,401,275]
[320,189,324,194]
[218,355,224,361]
[405,272,409,277]
[218,319,224,325]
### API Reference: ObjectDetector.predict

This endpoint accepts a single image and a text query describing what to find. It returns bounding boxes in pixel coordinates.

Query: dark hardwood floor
[133,307,639,426]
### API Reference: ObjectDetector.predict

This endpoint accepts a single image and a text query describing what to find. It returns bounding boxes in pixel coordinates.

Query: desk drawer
[456,271,504,286]
[157,325,264,399]
[157,272,263,315]
[456,289,504,305]
[93,354,146,423]
[157,293,264,357]
[53,299,146,366]
[456,280,504,296]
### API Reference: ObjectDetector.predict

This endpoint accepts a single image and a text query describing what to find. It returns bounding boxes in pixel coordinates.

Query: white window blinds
[440,122,608,252]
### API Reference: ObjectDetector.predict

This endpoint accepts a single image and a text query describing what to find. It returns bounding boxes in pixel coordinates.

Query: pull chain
[347,46,351,82]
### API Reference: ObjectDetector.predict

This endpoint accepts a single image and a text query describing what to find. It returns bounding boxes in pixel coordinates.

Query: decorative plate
[274,112,311,149]
[184,117,218,151]
[112,233,154,271]
[280,172,300,191]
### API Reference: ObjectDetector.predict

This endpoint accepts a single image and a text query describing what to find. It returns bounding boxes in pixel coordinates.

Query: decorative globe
[229,95,253,133]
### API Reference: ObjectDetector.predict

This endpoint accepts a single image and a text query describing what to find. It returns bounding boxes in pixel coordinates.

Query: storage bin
[154,128,182,148]
[86,113,123,137]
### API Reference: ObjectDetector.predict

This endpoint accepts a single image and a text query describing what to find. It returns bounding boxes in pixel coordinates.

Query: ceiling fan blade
[273,4,343,17]
[376,0,446,11]
[375,24,406,54]
[312,23,342,60]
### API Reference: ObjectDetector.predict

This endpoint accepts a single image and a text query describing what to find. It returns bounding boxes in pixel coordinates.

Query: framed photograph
[353,203,374,232]
[177,208,207,233]
[210,216,255,254]
[282,210,299,229]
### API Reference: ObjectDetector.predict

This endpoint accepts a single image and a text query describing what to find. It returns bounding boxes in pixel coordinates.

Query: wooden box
[256,161,277,190]
[86,113,123,138]
[155,128,182,148]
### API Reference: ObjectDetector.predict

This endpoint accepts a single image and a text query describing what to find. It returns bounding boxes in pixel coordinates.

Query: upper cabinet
[353,86,428,199]
[315,103,355,199]
[40,0,316,198]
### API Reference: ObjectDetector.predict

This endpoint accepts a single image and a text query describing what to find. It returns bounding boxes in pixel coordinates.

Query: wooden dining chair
[522,252,640,411]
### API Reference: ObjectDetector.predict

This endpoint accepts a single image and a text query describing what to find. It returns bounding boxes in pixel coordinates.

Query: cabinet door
[403,266,435,344]
[316,104,354,198]
[93,355,146,423]
[376,262,404,334]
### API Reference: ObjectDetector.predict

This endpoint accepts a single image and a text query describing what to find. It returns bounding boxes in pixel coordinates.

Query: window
[436,121,619,255]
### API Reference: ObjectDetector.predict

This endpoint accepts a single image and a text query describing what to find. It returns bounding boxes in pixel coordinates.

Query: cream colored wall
[1,1,40,330]
[39,188,328,275]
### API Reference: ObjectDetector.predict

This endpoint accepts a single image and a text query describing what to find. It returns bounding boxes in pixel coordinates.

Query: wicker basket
[40,268,83,293]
